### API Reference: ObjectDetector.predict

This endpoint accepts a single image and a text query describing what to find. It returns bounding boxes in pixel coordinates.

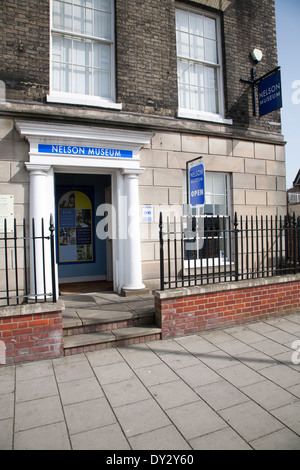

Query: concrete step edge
[63,325,162,350]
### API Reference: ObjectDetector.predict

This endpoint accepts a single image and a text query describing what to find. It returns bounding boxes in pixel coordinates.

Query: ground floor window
[183,171,231,265]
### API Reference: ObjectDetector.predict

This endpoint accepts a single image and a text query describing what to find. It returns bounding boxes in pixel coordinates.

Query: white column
[25,164,53,298]
[122,169,145,291]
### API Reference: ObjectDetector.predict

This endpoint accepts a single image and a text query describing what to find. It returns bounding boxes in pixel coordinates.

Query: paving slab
[14,422,71,450]
[113,398,171,438]
[219,401,284,442]
[15,396,65,432]
[250,428,300,450]
[63,397,116,435]
[129,425,191,450]
[70,423,130,450]
[195,379,250,411]
[189,427,251,450]
[166,400,227,441]
[58,376,104,405]
[240,380,298,411]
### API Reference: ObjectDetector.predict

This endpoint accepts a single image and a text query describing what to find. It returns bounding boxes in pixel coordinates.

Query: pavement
[1,311,300,450]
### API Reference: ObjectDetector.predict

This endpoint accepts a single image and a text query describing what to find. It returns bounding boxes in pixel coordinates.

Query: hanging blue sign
[189,162,205,207]
[258,70,282,117]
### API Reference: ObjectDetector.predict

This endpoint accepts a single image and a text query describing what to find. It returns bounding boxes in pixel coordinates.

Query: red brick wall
[155,277,300,339]
[0,310,63,365]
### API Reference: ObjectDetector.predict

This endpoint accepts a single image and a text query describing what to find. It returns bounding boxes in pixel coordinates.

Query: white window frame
[183,171,232,267]
[47,0,122,110]
[176,6,232,125]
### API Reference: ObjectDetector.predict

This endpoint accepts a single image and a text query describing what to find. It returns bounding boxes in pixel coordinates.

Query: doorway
[55,172,113,294]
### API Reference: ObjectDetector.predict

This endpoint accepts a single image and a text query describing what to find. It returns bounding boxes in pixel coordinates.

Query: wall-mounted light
[251,48,263,63]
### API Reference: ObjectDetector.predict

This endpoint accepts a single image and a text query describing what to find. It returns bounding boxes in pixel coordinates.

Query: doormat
[59,281,113,295]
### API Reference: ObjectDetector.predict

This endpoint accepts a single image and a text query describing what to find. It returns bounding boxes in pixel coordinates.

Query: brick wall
[115,0,178,117]
[155,275,300,339]
[222,0,281,132]
[0,303,64,365]
[0,0,50,102]
[0,0,281,132]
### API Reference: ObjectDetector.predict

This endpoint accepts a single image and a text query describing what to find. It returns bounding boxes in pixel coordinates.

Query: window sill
[47,92,123,110]
[184,259,233,269]
[178,108,233,125]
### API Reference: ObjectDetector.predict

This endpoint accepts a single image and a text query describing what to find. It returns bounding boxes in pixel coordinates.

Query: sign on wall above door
[38,144,133,159]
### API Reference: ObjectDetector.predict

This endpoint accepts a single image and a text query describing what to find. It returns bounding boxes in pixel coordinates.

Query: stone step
[63,308,155,336]
[63,325,162,355]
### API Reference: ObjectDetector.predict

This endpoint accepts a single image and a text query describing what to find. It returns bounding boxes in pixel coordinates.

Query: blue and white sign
[258,70,282,117]
[38,144,133,159]
[189,162,205,207]
[142,206,153,223]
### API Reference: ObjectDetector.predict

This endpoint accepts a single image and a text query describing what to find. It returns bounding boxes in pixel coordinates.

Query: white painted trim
[49,0,118,105]
[176,5,230,124]
[15,121,153,149]
[47,92,122,110]
[178,108,233,125]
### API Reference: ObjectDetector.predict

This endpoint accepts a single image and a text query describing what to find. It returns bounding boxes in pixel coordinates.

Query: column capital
[122,168,144,178]
[25,163,51,175]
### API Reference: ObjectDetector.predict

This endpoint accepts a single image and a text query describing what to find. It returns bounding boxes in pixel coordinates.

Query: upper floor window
[176,7,231,124]
[48,0,121,109]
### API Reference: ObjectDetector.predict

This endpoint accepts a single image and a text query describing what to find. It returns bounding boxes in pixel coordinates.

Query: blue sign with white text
[38,144,133,159]
[258,70,282,117]
[189,162,205,207]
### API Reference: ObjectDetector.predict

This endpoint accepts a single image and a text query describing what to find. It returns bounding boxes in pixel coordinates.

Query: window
[48,0,121,109]
[288,192,300,204]
[176,7,231,124]
[183,171,231,264]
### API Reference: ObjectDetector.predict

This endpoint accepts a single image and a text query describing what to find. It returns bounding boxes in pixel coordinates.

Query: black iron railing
[0,216,57,306]
[159,212,300,291]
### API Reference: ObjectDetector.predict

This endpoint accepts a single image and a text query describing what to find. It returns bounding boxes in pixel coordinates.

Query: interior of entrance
[55,172,113,294]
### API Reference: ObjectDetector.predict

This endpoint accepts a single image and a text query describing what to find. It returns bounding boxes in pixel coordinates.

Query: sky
[275,0,300,189]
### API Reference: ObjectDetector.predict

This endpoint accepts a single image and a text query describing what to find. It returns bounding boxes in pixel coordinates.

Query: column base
[121,287,150,297]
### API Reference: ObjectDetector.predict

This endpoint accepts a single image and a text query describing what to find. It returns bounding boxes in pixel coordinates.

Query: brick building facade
[0,0,287,295]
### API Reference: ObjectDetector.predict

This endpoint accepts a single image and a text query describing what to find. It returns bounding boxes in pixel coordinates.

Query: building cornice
[0,101,285,146]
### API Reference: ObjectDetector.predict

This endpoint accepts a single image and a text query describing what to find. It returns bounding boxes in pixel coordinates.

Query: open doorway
[55,172,113,294]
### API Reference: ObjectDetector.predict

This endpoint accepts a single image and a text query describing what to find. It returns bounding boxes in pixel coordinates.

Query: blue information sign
[189,162,205,207]
[258,70,282,117]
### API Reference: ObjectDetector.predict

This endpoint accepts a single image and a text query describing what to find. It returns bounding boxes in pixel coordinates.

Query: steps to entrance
[61,292,162,356]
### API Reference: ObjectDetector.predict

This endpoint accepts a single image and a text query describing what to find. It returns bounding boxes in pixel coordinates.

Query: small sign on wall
[142,206,153,223]
[0,195,14,233]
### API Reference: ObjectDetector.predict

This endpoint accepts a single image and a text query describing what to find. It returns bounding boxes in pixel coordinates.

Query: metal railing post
[293,213,297,274]
[159,212,165,291]
[49,214,57,302]
[234,212,239,281]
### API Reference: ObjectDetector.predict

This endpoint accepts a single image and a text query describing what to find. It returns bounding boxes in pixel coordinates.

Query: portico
[16,121,153,295]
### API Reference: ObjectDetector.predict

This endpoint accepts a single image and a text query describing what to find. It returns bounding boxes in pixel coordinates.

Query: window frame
[176,5,231,125]
[47,0,122,110]
[183,171,232,266]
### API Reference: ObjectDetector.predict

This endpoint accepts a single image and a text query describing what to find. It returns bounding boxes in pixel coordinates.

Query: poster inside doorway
[57,187,94,264]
